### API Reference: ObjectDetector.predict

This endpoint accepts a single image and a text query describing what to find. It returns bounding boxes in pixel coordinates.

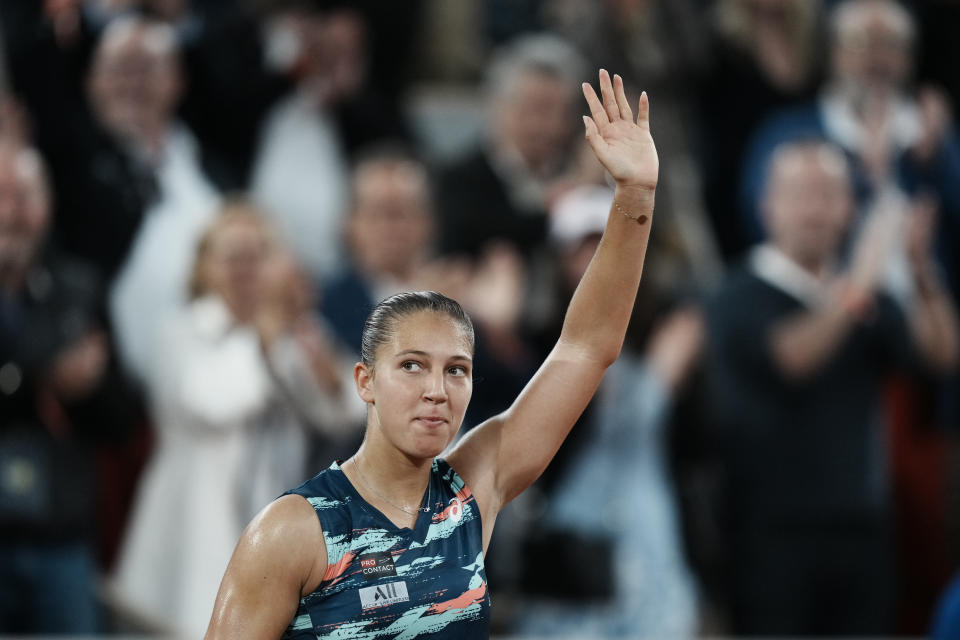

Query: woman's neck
[343,443,433,529]
[350,439,432,498]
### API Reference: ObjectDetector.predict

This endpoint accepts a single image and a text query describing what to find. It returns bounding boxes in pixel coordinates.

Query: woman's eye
[401,361,422,372]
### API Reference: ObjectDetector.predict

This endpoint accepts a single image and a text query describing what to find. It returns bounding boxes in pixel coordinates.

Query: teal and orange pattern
[281,458,490,639]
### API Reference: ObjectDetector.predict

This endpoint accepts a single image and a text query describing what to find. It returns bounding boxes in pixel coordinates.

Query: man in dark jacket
[0,143,141,632]
[706,139,959,634]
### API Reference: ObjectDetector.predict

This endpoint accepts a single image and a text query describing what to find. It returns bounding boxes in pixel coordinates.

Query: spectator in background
[699,0,824,261]
[434,33,586,264]
[248,247,364,510]
[735,6,960,622]
[705,140,959,634]
[321,149,437,354]
[251,5,409,280]
[111,203,360,638]
[740,0,960,295]
[0,2,160,283]
[322,149,535,430]
[4,0,279,192]
[0,142,142,633]
[547,0,722,287]
[511,185,704,637]
[178,1,295,188]
[100,15,222,382]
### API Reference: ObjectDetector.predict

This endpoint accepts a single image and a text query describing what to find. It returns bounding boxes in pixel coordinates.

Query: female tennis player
[205,68,659,639]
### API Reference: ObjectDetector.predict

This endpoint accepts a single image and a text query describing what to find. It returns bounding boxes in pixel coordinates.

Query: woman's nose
[423,370,447,403]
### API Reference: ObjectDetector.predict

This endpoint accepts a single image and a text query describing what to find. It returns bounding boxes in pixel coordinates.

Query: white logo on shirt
[359,581,410,610]
[449,497,463,522]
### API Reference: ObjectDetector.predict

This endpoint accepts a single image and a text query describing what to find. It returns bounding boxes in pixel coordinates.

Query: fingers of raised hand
[599,69,620,122]
[584,69,651,129]
[613,73,632,122]
[637,91,650,129]
[582,81,608,128]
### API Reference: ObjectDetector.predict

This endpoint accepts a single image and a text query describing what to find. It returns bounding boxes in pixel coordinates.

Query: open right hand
[581,69,659,195]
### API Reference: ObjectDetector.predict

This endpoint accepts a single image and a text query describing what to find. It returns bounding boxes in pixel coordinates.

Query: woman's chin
[404,433,454,461]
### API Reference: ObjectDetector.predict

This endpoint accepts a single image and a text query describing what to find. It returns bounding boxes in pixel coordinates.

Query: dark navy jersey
[281,458,491,639]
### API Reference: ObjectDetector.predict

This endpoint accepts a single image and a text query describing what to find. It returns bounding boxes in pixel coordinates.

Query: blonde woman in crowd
[111,203,361,637]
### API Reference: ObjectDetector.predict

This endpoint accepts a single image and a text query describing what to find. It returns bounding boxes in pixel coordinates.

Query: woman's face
[201,219,270,323]
[356,311,474,460]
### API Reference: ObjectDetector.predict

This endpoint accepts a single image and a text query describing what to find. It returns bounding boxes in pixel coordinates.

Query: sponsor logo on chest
[448,496,463,522]
[359,581,410,609]
[358,551,398,581]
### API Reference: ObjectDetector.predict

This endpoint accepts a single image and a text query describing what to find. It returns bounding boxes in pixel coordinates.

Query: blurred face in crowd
[763,144,853,272]
[831,0,913,99]
[300,9,367,105]
[550,187,610,292]
[562,235,601,293]
[195,214,272,323]
[0,148,50,282]
[347,161,433,279]
[87,18,183,142]
[494,69,576,174]
[261,250,315,319]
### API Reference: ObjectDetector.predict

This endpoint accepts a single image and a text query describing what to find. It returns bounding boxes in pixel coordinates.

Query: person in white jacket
[110,202,363,637]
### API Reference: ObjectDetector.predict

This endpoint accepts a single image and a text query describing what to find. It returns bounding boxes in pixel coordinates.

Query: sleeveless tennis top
[281,458,491,639]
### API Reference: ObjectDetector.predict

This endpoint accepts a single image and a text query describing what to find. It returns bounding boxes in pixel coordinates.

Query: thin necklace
[352,457,431,516]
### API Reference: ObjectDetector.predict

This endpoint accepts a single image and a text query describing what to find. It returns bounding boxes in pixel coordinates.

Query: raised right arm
[205,495,327,639]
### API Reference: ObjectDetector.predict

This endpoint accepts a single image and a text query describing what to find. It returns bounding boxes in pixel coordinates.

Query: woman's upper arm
[448,342,607,524]
[205,495,326,639]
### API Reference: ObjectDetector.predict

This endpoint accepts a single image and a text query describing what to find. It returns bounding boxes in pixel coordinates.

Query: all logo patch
[358,551,397,581]
[359,581,409,609]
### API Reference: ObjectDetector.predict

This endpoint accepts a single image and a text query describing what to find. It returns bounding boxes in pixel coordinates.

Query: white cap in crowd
[549,184,615,249]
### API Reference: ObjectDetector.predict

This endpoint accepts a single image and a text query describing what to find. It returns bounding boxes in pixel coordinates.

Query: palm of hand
[582,70,659,191]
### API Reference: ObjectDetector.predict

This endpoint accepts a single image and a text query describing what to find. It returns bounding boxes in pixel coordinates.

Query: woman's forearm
[559,184,654,365]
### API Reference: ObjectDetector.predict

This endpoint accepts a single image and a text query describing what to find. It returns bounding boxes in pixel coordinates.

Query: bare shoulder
[252,494,323,540]
[246,494,328,592]
[204,495,327,639]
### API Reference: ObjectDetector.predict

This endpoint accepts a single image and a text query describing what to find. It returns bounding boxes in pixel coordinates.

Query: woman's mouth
[415,416,447,427]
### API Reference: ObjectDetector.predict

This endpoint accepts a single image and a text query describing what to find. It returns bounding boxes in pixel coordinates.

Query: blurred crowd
[0,0,959,637]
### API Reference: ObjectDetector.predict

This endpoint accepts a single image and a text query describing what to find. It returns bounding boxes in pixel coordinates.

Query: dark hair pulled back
[360,291,475,366]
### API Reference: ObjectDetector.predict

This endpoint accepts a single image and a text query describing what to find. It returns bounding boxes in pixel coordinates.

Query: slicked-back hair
[360,291,475,367]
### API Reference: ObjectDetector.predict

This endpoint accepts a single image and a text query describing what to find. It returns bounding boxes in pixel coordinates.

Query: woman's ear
[354,362,375,404]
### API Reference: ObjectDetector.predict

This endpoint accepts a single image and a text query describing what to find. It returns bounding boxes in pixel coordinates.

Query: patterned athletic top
[281,458,491,639]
